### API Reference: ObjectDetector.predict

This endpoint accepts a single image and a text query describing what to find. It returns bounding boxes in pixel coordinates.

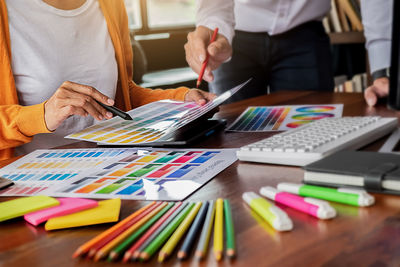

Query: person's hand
[185,26,232,83]
[44,81,114,131]
[364,77,389,106]
[185,89,217,106]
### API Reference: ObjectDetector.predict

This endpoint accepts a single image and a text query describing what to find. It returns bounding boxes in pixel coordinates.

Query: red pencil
[72,201,156,258]
[122,202,182,263]
[196,27,219,88]
[87,202,163,258]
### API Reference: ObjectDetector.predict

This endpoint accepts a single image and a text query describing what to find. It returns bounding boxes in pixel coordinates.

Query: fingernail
[106,112,112,118]
[107,98,114,105]
[98,115,103,120]
[199,55,205,62]
[367,98,374,106]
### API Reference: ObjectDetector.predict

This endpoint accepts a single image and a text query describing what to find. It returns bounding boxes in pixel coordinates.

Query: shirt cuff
[367,40,392,74]
[196,20,235,45]
[17,102,52,137]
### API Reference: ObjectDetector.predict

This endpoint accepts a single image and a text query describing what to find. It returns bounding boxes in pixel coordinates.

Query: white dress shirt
[361,0,393,73]
[196,0,331,43]
[6,0,118,154]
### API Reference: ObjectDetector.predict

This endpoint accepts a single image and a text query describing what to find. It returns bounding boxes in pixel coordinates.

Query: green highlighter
[277,183,375,207]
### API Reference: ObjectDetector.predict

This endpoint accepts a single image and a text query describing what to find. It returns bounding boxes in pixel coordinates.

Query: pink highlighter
[260,186,336,220]
[24,198,98,226]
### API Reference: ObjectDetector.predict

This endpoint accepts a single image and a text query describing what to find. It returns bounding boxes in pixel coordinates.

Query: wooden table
[1,91,400,267]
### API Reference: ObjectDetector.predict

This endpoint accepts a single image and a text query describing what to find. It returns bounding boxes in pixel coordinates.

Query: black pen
[96,100,133,120]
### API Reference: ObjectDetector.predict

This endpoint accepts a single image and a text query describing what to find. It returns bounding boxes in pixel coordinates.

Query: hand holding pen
[44,81,131,131]
[185,26,232,86]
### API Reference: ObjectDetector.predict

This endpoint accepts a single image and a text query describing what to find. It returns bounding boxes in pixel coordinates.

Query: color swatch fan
[227,104,343,132]
[66,80,249,145]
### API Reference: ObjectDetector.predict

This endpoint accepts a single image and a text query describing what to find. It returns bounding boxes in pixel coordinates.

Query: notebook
[303,151,400,194]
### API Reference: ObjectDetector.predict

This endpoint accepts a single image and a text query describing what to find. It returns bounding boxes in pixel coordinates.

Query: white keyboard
[237,116,398,166]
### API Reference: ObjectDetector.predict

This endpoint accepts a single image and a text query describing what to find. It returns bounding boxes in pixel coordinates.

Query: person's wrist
[371,67,390,82]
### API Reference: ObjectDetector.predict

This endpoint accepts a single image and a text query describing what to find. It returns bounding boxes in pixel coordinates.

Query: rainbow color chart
[227,104,343,132]
[66,81,247,145]
[0,148,237,201]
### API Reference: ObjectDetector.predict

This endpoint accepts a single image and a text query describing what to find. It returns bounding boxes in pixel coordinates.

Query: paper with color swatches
[66,81,248,145]
[227,104,343,132]
[73,199,235,262]
[0,148,237,201]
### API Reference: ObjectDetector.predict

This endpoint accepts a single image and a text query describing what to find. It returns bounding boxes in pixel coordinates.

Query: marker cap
[259,186,278,200]
[277,183,302,194]
[304,198,337,219]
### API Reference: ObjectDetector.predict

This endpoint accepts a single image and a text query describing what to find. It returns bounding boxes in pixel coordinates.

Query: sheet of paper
[227,104,343,132]
[0,195,59,222]
[65,80,249,145]
[0,148,237,201]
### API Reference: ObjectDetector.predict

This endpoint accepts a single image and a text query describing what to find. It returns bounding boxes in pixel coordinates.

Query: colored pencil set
[243,183,375,232]
[73,198,235,262]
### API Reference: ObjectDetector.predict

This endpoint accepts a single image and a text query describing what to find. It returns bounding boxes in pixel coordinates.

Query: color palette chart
[227,104,343,132]
[0,148,133,197]
[0,148,237,201]
[66,81,248,145]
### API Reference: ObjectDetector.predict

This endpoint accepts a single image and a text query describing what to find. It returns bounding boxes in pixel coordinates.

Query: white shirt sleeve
[196,0,236,44]
[361,0,393,73]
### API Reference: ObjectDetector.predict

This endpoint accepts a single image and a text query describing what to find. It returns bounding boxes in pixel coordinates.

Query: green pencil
[223,199,236,258]
[108,202,174,261]
[140,202,195,261]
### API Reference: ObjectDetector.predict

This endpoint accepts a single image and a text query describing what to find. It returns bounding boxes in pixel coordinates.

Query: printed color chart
[227,104,343,132]
[66,81,247,145]
[0,148,237,201]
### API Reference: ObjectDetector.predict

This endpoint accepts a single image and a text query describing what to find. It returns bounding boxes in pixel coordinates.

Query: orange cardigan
[0,0,189,160]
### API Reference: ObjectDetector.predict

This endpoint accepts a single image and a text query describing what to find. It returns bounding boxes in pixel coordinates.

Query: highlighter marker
[277,183,375,207]
[260,186,336,219]
[242,192,293,231]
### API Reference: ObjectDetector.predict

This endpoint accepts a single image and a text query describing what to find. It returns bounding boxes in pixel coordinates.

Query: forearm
[0,103,51,149]
[361,0,393,73]
[196,0,235,44]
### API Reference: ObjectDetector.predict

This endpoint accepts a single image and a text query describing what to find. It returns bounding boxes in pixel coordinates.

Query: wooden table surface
[1,91,400,267]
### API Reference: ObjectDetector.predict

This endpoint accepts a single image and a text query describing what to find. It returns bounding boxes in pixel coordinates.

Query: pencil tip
[195,251,203,260]
[177,251,186,260]
[214,251,222,261]
[227,249,236,258]
[158,252,167,262]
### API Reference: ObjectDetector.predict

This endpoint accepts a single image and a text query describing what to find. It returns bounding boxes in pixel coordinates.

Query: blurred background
[125,0,367,93]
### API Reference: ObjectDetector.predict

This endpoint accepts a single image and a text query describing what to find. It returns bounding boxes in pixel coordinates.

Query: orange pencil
[72,201,156,258]
[87,202,163,258]
[196,27,219,88]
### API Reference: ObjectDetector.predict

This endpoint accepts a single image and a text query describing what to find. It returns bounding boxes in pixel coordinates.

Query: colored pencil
[94,202,167,261]
[196,27,219,88]
[123,202,183,262]
[214,198,224,261]
[87,201,162,258]
[72,201,155,258]
[177,201,209,260]
[130,202,187,261]
[223,199,236,258]
[195,200,216,260]
[108,202,174,261]
[140,202,195,261]
[158,202,203,262]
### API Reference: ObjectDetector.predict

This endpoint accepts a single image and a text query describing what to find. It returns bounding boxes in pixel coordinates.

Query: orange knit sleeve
[0,102,51,150]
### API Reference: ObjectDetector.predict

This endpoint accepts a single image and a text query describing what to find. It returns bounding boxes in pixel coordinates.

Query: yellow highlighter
[242,192,293,231]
